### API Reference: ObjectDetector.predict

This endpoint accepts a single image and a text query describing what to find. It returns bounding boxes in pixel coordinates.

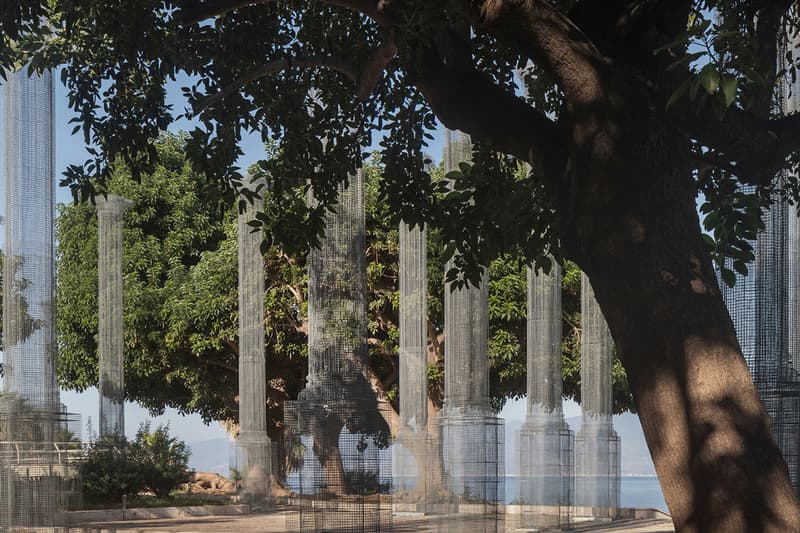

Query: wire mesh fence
[0,409,83,530]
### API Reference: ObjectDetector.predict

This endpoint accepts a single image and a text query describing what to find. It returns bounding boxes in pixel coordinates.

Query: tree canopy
[56,134,634,439]
[6,1,800,529]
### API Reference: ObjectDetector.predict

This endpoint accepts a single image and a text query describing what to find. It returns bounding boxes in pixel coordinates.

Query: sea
[503,476,667,512]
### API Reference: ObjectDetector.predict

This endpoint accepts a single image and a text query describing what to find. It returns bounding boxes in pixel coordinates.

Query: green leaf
[732,260,748,276]
[667,78,692,109]
[720,268,736,288]
[720,76,738,107]
[698,64,720,95]
[667,52,704,72]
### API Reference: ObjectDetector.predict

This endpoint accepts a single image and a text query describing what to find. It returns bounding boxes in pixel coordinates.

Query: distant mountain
[187,438,231,474]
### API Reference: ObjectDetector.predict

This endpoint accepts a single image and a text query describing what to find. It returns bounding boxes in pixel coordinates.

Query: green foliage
[4,1,791,290]
[344,469,391,495]
[80,422,191,504]
[80,434,146,505]
[132,422,192,499]
[56,137,636,431]
[57,133,307,427]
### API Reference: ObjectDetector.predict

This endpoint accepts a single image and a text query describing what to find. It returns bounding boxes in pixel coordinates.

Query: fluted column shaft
[238,182,267,440]
[97,195,132,436]
[580,274,613,420]
[304,171,367,401]
[442,130,489,413]
[399,222,428,431]
[526,264,563,418]
[576,273,620,514]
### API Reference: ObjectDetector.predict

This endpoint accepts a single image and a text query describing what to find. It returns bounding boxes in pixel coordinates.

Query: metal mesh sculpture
[575,274,621,517]
[96,195,132,437]
[514,264,574,529]
[286,170,393,532]
[722,190,800,492]
[435,130,504,533]
[1,67,78,530]
[718,47,800,492]
[393,222,440,514]
[232,177,273,507]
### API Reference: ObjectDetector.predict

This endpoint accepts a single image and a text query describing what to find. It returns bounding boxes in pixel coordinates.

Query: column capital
[95,194,134,214]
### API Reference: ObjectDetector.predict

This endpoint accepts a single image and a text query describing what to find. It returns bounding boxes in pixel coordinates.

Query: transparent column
[96,195,132,437]
[302,172,369,402]
[2,68,58,413]
[394,222,435,512]
[575,273,620,518]
[287,170,393,532]
[437,130,504,532]
[399,222,428,433]
[517,263,574,529]
[1,67,68,530]
[232,177,272,507]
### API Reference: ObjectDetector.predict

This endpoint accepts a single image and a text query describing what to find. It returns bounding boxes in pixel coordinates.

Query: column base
[231,431,273,510]
[431,409,504,533]
[284,397,393,532]
[575,418,621,518]
[516,412,574,529]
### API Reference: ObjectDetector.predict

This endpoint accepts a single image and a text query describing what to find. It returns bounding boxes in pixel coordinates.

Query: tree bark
[312,415,347,495]
[562,100,800,531]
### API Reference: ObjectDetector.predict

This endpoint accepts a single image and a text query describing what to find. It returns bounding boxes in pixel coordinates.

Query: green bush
[344,470,391,495]
[80,422,192,504]
[80,434,146,505]
[132,422,192,499]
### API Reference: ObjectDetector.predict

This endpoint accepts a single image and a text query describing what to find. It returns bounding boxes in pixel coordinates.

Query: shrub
[80,434,146,505]
[80,422,192,504]
[344,470,391,495]
[132,422,192,499]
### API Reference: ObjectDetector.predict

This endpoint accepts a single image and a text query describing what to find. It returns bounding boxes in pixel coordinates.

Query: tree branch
[680,103,800,187]
[196,55,358,112]
[471,0,611,107]
[357,33,398,99]
[412,44,567,183]
[568,0,693,63]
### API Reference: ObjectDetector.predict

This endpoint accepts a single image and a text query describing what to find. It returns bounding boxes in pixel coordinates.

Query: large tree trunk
[563,104,800,531]
[312,416,347,495]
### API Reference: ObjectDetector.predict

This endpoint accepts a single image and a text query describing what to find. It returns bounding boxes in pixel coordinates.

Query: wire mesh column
[435,130,504,533]
[96,195,132,437]
[719,45,800,494]
[286,170,393,532]
[393,221,437,514]
[232,177,273,508]
[1,67,77,530]
[575,273,620,519]
[514,263,574,530]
